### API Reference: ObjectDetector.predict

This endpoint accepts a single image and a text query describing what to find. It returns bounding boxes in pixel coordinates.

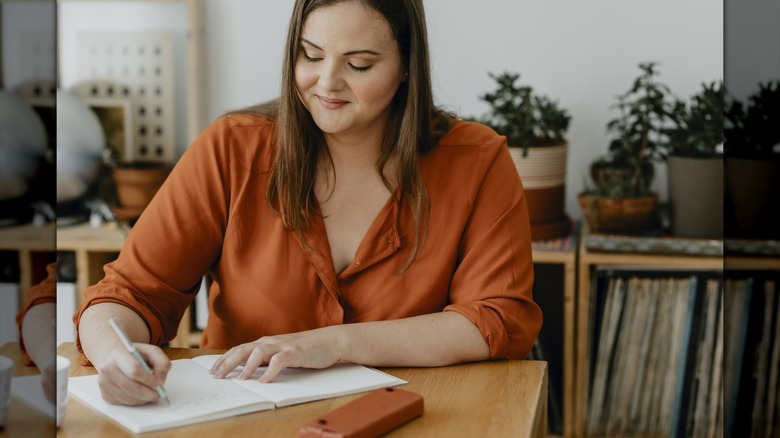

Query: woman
[76,0,542,406]
[17,263,57,403]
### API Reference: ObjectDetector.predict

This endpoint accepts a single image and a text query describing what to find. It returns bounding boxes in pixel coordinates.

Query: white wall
[203,0,722,220]
[0,0,56,90]
[725,0,780,101]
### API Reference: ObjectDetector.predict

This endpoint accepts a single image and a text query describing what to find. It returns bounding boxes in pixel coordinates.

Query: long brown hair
[239,0,452,272]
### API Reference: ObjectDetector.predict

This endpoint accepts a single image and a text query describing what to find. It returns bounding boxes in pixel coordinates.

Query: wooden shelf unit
[725,255,780,271]
[574,232,724,438]
[532,240,578,438]
[56,223,200,348]
[0,223,56,303]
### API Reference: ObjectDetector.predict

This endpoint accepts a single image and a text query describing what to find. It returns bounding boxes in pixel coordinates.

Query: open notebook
[68,355,406,433]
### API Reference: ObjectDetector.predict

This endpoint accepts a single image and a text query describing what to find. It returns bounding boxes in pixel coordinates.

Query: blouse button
[355,260,360,266]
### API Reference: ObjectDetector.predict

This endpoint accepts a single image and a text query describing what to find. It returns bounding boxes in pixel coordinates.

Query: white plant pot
[508,142,569,189]
[508,142,570,240]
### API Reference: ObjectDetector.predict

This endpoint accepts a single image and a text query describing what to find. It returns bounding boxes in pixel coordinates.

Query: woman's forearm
[21,302,56,369]
[334,311,490,367]
[79,303,151,370]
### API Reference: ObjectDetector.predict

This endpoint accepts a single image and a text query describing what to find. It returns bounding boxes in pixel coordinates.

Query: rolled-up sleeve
[16,262,57,366]
[443,139,542,359]
[73,116,235,362]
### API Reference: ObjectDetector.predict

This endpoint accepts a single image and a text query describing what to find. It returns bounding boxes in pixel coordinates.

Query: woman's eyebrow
[300,38,380,56]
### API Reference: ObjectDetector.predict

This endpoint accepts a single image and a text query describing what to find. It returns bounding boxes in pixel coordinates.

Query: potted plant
[724,81,780,239]
[477,72,572,240]
[111,161,170,221]
[101,136,171,223]
[579,62,673,233]
[664,81,724,239]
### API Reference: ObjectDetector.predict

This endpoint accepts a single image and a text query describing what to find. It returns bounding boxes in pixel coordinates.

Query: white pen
[108,316,170,405]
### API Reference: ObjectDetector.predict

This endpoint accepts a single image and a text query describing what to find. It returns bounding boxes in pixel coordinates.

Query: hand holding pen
[107,316,171,405]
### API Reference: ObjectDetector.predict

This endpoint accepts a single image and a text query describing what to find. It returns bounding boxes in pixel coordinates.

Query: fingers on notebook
[211,344,258,379]
[209,348,235,378]
[238,348,268,380]
[258,352,292,383]
[98,371,160,405]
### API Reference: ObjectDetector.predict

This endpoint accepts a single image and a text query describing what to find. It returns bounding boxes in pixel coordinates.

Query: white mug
[0,355,12,428]
[56,356,70,427]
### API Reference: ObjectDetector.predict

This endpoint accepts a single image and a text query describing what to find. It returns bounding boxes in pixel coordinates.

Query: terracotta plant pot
[112,161,171,215]
[509,142,570,240]
[578,193,658,232]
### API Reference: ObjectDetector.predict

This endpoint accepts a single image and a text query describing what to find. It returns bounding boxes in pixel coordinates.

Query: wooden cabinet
[575,230,724,438]
[0,223,56,303]
[532,234,578,438]
[56,223,199,348]
[56,223,126,300]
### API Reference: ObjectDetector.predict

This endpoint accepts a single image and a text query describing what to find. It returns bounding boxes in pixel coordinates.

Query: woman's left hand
[208,327,345,383]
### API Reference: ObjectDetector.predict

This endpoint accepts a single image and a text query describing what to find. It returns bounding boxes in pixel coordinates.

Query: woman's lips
[317,96,348,109]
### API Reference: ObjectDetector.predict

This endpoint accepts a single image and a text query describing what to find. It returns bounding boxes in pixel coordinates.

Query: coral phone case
[297,387,423,438]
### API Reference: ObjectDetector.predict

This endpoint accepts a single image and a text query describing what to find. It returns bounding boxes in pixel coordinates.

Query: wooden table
[55,342,547,437]
[0,343,56,438]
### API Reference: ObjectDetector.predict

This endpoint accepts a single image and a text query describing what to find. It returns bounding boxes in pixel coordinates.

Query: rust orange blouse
[74,114,542,361]
[16,262,57,366]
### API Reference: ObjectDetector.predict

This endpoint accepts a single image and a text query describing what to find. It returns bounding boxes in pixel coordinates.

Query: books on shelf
[584,270,725,437]
[738,278,780,438]
[690,279,722,438]
[751,280,776,435]
[68,356,406,433]
[724,277,753,436]
[531,222,578,252]
[765,281,780,438]
[585,277,624,436]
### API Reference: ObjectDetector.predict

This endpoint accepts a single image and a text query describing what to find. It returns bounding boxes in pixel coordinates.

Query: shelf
[532,233,578,438]
[57,222,128,252]
[725,255,780,270]
[56,222,200,349]
[0,223,56,251]
[57,223,128,306]
[0,223,56,302]
[575,228,725,438]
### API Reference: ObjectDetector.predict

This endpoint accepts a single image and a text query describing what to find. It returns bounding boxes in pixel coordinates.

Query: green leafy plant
[477,72,570,154]
[724,80,780,157]
[665,81,724,158]
[587,62,675,198]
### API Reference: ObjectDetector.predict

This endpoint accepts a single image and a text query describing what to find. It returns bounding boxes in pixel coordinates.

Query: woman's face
[295,2,404,140]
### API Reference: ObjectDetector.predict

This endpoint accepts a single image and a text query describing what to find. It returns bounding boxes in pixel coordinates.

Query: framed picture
[81,97,134,162]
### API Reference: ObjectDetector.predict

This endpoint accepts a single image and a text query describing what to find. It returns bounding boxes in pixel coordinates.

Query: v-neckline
[299,186,402,299]
[320,184,400,273]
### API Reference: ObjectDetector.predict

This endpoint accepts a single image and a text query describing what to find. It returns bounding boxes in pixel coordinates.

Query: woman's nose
[318,62,345,91]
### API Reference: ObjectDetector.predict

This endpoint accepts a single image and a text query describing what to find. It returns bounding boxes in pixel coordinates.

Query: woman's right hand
[96,343,171,406]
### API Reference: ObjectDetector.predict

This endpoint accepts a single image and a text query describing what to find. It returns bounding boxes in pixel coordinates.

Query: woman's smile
[317,95,349,109]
